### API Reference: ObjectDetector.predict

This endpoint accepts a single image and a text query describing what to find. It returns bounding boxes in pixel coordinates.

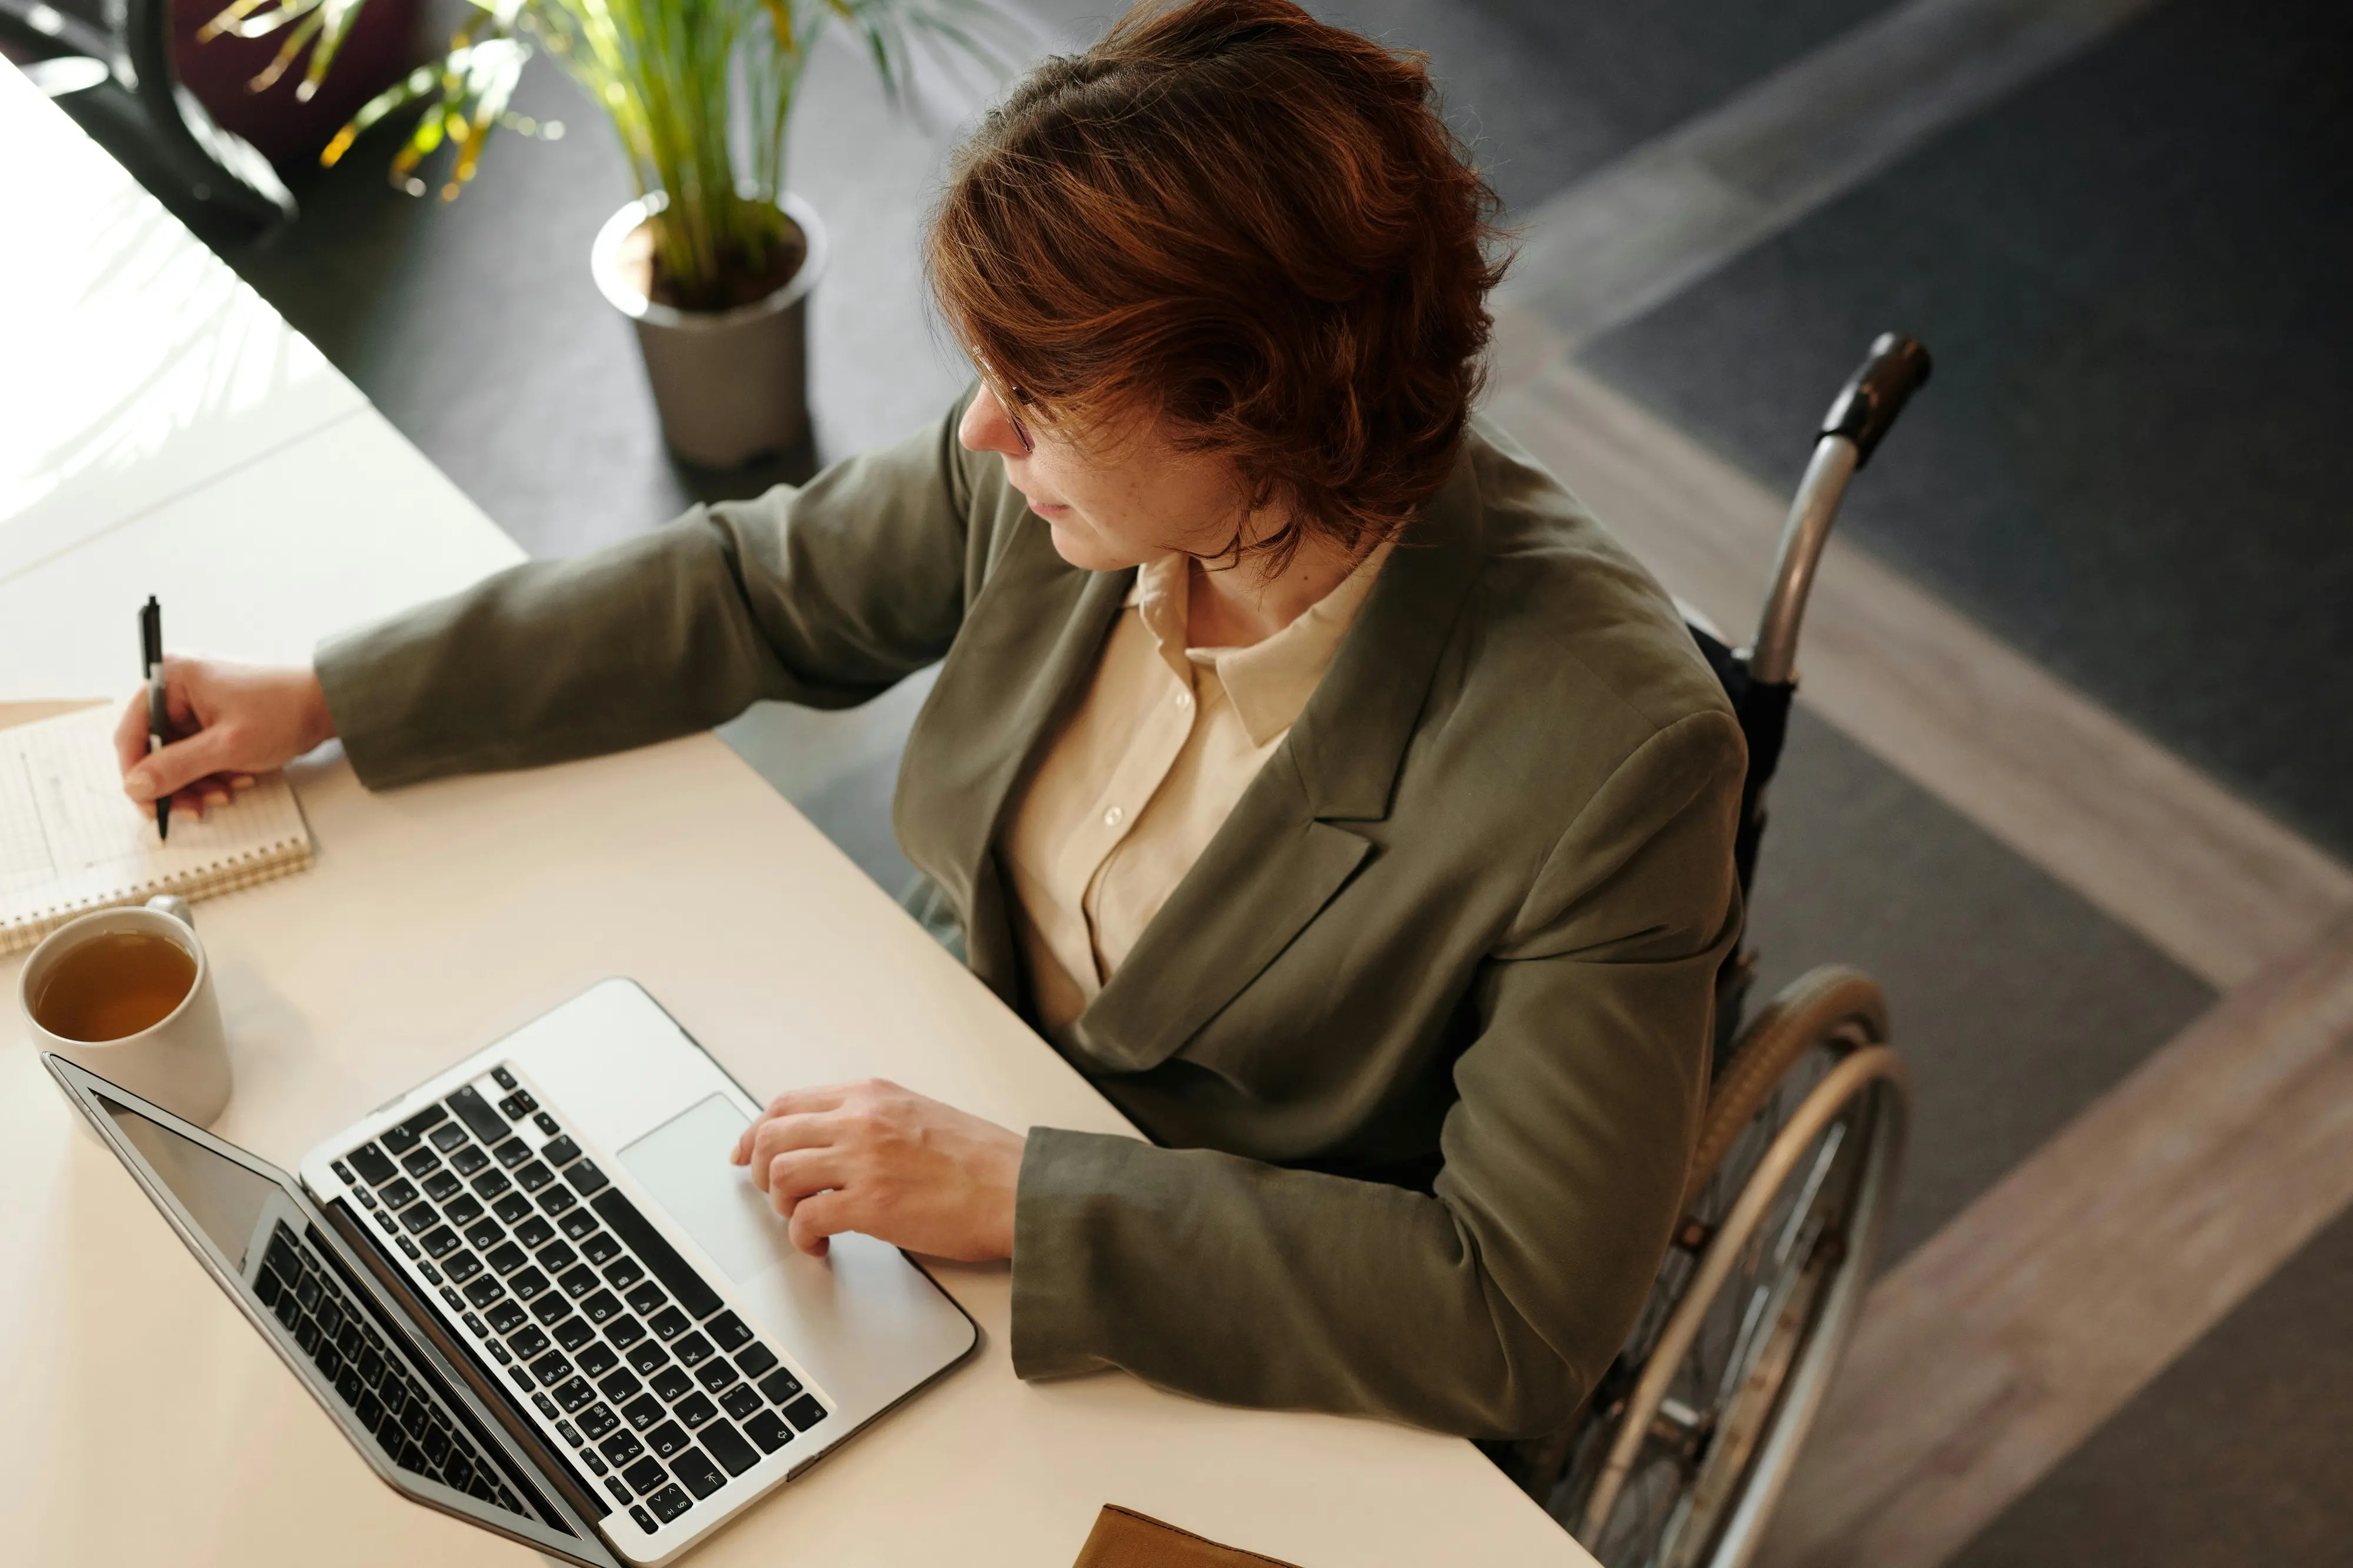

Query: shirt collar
[1124,540,1395,747]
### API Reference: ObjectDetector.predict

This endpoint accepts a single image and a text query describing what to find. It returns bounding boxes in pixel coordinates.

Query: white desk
[0,64,1592,1567]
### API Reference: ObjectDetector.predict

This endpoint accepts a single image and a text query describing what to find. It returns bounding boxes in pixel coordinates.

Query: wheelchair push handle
[1749,332,1932,685]
[1821,332,1932,468]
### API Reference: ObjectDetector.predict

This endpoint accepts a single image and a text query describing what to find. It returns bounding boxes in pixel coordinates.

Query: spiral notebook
[1,702,314,955]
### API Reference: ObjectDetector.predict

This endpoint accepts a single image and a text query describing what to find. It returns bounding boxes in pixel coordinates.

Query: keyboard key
[499,1090,539,1120]
[332,1159,356,1185]
[378,1179,418,1212]
[671,1446,726,1499]
[756,1367,803,1404]
[465,1219,504,1251]
[273,1290,301,1332]
[645,1421,689,1459]
[494,1138,531,1169]
[422,1263,444,1286]
[649,1365,692,1403]
[579,1401,619,1439]
[720,1383,763,1421]
[622,1394,664,1432]
[429,1121,469,1153]
[672,1332,713,1369]
[744,1410,791,1453]
[424,1170,462,1202]
[605,1316,647,1352]
[601,1259,644,1293]
[581,1231,624,1266]
[336,1365,366,1404]
[555,1377,595,1413]
[706,1312,752,1352]
[566,1160,610,1197]
[529,1348,569,1383]
[446,1085,509,1145]
[511,1365,535,1391]
[534,1392,559,1419]
[674,1392,716,1429]
[401,1204,439,1236]
[348,1144,398,1185]
[559,1265,599,1300]
[356,1390,384,1431]
[602,1429,645,1467]
[582,1290,622,1324]
[316,1342,342,1380]
[560,1210,602,1242]
[338,1322,365,1359]
[624,1282,666,1318]
[650,1307,690,1342]
[509,1267,549,1301]
[464,1276,505,1309]
[700,1419,760,1477]
[538,1185,576,1217]
[421,1424,452,1464]
[317,1299,345,1342]
[591,1189,724,1319]
[402,1146,441,1180]
[476,1171,516,1203]
[394,1232,417,1256]
[556,1419,584,1447]
[629,1503,658,1533]
[487,1340,510,1364]
[375,1210,400,1236]
[531,1293,574,1327]
[514,1216,556,1250]
[381,1107,434,1157]
[451,1145,491,1177]
[556,1316,596,1352]
[444,1252,482,1285]
[625,1340,670,1376]
[647,1484,694,1523]
[442,1193,484,1227]
[486,1242,527,1276]
[696,1359,739,1394]
[294,1273,324,1313]
[354,1187,378,1209]
[623,1456,668,1495]
[422,1227,461,1259]
[438,1285,462,1311]
[600,1367,643,1404]
[358,1348,386,1388]
[542,1136,581,1167]
[582,1447,609,1476]
[536,1111,562,1137]
[781,1394,828,1432]
[492,1067,518,1091]
[538,1240,578,1274]
[735,1343,777,1379]
[608,1477,634,1506]
[486,1299,528,1334]
[508,1329,555,1366]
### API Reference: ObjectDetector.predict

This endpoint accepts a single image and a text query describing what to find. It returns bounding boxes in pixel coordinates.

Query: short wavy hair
[925,0,1508,565]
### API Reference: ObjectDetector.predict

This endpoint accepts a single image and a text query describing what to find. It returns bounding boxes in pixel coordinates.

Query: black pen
[140,595,170,840]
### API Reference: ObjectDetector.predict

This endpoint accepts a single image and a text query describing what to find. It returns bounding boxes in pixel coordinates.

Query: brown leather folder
[1071,1504,1306,1567]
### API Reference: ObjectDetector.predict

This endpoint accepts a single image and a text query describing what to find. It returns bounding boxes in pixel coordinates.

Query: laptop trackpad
[618,1095,791,1286]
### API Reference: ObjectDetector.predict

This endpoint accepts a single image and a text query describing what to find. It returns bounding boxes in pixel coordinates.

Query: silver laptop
[44,977,978,1566]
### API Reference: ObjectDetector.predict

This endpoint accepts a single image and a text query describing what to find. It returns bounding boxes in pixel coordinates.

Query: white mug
[19,895,232,1125]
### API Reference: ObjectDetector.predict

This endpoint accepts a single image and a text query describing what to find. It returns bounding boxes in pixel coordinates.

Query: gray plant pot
[590,191,829,469]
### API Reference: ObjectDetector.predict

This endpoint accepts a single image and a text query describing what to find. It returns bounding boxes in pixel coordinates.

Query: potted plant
[206,0,1008,466]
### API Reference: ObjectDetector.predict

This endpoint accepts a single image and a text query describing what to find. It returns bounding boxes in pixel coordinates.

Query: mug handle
[145,894,194,927]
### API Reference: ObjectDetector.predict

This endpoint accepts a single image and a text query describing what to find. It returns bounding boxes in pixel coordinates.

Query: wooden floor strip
[1483,340,2353,989]
[1752,915,2353,1567]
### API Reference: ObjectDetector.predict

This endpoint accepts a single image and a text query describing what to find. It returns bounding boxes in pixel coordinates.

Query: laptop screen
[101,1094,278,1272]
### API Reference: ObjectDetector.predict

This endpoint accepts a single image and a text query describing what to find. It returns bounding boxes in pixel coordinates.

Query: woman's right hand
[115,658,338,820]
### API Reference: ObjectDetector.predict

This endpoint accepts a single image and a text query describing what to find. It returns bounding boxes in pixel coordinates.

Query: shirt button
[1175,690,1194,712]
[1103,806,1124,829]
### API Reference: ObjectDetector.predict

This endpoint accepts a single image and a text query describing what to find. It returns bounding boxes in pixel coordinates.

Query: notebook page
[1,703,312,952]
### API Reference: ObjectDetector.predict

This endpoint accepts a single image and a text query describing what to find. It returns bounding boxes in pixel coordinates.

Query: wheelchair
[1492,334,1933,1568]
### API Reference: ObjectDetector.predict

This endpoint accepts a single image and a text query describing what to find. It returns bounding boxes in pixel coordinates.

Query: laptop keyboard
[253,1219,529,1516]
[332,1067,829,1537]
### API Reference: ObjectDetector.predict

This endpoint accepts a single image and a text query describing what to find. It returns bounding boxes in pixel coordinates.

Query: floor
[31,0,2350,1560]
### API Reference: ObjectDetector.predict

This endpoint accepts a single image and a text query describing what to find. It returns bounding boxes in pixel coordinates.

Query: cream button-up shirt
[1002,541,1392,1040]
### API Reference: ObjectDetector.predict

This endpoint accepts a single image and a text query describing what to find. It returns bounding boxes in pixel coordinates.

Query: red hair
[926,0,1508,563]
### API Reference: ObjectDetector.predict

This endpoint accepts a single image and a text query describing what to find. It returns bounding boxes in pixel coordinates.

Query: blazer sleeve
[316,395,982,790]
[1008,708,1744,1438]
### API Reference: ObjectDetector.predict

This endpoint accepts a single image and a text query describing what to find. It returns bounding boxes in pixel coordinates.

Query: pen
[140,595,170,841]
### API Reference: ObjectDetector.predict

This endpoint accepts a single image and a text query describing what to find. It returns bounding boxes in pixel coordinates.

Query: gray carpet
[1577,0,2353,859]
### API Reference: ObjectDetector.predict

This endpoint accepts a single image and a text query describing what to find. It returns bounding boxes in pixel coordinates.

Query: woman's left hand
[731,1079,1025,1261]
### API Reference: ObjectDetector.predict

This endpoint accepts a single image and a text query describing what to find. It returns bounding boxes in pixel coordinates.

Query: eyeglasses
[972,352,1034,454]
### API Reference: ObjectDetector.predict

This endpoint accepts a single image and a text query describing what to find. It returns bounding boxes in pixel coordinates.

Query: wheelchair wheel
[1548,966,1907,1568]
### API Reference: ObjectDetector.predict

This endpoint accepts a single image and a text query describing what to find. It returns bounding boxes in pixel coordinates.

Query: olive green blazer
[317,393,1744,1440]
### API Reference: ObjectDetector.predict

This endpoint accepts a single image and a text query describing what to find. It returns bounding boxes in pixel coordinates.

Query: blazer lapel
[1069,457,1488,1073]
[896,513,1131,986]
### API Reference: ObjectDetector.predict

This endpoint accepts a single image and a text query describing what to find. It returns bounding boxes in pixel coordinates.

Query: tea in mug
[31,930,197,1042]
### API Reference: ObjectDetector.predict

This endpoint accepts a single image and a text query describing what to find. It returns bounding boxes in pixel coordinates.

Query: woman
[118,0,1742,1440]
